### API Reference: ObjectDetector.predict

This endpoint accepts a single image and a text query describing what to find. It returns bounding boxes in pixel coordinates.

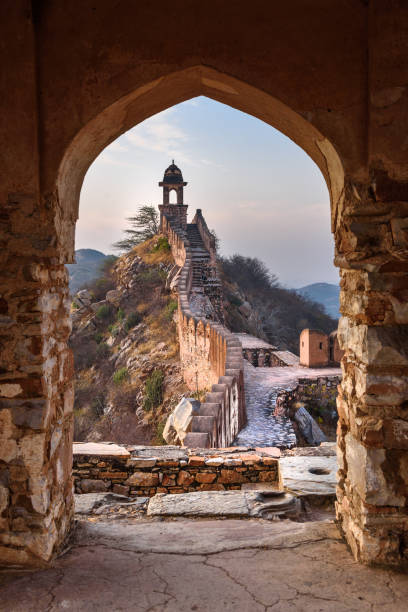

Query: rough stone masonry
[1,1,408,570]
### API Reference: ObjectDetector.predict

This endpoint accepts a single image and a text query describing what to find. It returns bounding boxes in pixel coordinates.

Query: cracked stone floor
[1,518,408,611]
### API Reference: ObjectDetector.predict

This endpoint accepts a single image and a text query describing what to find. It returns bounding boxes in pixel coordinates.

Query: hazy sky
[77,96,338,288]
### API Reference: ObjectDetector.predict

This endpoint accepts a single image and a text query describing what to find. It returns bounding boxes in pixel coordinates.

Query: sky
[77,96,338,289]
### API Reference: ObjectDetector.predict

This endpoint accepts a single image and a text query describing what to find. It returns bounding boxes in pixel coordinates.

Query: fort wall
[161,213,246,448]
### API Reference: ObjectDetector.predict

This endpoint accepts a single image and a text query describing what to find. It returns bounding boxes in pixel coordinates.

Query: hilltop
[297,282,340,319]
[66,248,110,294]
[69,236,189,445]
[220,256,337,354]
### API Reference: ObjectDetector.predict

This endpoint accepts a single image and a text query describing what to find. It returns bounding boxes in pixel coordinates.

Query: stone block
[113,484,130,496]
[195,473,216,484]
[131,458,157,468]
[162,397,200,444]
[79,479,111,493]
[345,433,405,506]
[383,419,408,450]
[218,470,247,484]
[177,471,194,486]
[240,453,261,465]
[188,456,206,467]
[162,474,176,486]
[125,472,159,487]
[99,472,128,480]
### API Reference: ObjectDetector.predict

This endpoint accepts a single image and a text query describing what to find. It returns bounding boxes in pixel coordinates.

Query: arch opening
[57,65,345,263]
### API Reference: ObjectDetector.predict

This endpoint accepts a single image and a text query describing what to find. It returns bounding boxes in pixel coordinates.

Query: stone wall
[73,443,280,496]
[2,0,408,569]
[275,376,341,418]
[161,213,246,448]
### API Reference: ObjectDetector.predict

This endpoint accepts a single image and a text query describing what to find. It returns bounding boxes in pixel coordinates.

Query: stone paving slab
[234,362,341,449]
[1,519,408,611]
[75,493,148,515]
[148,490,250,517]
[147,490,299,519]
[280,455,337,497]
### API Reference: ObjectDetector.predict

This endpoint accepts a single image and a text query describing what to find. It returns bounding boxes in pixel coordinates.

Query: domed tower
[159,160,187,204]
[158,161,188,230]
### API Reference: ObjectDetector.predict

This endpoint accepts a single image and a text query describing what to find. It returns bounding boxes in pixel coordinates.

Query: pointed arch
[56,65,344,261]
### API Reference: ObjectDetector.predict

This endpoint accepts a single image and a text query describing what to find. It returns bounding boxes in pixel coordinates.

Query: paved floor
[1,518,407,611]
[234,363,341,448]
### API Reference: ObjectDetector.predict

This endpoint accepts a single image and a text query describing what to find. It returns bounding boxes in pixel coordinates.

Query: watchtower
[158,161,189,230]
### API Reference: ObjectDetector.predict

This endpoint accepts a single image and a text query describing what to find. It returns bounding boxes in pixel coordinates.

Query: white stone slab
[280,455,337,497]
[147,491,250,517]
[73,442,130,457]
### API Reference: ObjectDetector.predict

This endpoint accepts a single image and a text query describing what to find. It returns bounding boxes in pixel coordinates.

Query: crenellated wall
[161,212,246,448]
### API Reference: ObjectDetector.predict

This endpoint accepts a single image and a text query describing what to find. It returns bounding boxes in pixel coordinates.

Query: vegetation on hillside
[220,254,337,354]
[112,205,159,251]
[70,235,188,445]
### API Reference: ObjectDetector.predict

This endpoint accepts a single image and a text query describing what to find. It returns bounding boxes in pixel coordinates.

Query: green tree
[113,205,159,251]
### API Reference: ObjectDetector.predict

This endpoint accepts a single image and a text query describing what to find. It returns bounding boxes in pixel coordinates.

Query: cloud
[107,139,129,153]
[237,201,260,210]
[97,150,135,168]
[126,115,192,164]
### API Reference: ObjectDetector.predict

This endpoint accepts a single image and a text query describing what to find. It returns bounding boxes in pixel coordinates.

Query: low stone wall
[73,443,280,497]
[275,376,341,417]
[161,213,246,448]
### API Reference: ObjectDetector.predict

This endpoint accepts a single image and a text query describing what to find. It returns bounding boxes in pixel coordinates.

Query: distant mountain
[66,249,109,294]
[297,283,340,319]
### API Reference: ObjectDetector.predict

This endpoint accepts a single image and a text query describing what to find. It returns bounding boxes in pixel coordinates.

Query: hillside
[66,248,110,294]
[219,255,337,354]
[69,236,189,444]
[297,282,340,319]
[70,244,337,443]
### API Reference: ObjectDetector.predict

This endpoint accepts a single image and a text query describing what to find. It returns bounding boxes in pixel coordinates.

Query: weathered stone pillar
[335,179,408,566]
[0,3,75,567]
[0,196,74,567]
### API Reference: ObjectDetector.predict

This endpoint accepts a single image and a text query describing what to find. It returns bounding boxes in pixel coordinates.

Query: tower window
[319,342,323,349]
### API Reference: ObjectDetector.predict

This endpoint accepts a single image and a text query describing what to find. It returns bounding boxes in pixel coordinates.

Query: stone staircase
[186,223,223,322]
[186,223,211,290]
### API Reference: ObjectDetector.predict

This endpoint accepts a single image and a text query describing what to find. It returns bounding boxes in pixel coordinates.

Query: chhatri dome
[161,160,186,185]
[159,160,187,205]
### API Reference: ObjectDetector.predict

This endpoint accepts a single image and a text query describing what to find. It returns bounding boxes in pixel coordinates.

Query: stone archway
[2,1,408,569]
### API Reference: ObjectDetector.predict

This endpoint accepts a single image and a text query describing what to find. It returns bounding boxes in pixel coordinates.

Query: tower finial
[172,159,174,164]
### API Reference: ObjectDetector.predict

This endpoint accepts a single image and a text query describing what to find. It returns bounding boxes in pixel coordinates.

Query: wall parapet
[73,443,280,496]
[161,212,246,447]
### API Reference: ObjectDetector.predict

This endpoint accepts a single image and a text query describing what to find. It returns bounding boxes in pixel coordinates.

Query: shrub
[117,308,125,321]
[94,332,103,344]
[72,301,80,310]
[151,420,166,445]
[96,304,112,320]
[124,312,141,332]
[109,322,121,337]
[91,394,106,418]
[72,341,98,369]
[113,367,129,385]
[152,236,170,252]
[164,299,178,321]
[143,370,164,411]
[96,342,110,360]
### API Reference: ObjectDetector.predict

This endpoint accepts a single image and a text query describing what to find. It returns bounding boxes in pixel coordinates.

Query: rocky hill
[69,236,189,445]
[66,248,110,294]
[70,243,337,443]
[297,282,340,319]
